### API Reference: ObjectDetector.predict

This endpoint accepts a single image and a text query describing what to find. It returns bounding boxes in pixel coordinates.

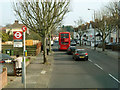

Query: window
[61,42,69,45]
[61,34,69,38]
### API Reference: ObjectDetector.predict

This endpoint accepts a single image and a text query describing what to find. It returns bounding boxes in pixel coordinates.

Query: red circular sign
[22,26,27,32]
[15,32,22,38]
[13,31,23,40]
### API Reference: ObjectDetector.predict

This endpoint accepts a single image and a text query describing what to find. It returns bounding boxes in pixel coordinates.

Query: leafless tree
[95,9,116,51]
[13,0,70,64]
[74,17,85,46]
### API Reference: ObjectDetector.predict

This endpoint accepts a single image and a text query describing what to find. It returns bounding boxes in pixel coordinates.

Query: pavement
[3,51,54,89]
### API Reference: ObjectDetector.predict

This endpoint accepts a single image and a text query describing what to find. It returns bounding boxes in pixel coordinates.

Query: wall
[2,40,42,56]
[36,42,42,55]
[0,38,1,53]
[0,67,8,89]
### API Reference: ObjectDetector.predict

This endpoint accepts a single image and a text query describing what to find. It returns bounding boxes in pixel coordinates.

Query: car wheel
[85,58,88,61]
[72,56,74,59]
[75,58,77,61]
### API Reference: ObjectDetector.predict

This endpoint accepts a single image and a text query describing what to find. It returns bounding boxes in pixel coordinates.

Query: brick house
[5,20,29,34]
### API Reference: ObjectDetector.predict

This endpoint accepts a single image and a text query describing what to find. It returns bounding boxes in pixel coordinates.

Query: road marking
[88,59,93,62]
[94,63,103,70]
[109,74,120,83]
[41,70,46,74]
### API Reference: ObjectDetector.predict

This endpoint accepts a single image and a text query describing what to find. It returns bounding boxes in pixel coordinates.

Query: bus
[59,32,71,50]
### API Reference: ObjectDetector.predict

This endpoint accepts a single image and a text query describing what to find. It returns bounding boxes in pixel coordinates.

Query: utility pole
[22,26,27,88]
[88,8,96,50]
[117,1,120,43]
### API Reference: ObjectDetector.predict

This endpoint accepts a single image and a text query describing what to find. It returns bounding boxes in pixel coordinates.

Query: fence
[0,67,7,89]
[2,40,42,56]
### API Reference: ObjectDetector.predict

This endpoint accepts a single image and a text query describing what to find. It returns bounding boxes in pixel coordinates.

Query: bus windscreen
[61,34,69,38]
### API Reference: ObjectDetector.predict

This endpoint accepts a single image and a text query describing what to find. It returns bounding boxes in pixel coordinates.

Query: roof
[6,20,24,29]
[76,49,85,51]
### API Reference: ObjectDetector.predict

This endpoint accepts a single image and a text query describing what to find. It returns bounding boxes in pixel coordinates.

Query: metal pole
[23,31,26,88]
[94,10,96,50]
[88,8,96,50]
[117,1,120,43]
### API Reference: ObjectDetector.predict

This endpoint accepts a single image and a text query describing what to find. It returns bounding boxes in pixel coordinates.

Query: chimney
[15,20,19,24]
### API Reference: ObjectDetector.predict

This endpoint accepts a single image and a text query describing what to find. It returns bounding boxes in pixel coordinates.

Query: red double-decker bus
[59,32,70,50]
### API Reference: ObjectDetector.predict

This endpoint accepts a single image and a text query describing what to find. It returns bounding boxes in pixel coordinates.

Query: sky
[0,0,112,27]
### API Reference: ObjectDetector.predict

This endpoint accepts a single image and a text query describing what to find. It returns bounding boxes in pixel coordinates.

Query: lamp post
[88,8,96,50]
[117,1,120,43]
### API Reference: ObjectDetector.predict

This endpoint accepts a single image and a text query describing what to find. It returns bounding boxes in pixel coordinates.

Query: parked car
[70,40,76,46]
[67,46,76,55]
[106,42,116,49]
[54,40,59,46]
[73,49,88,61]
[0,54,15,75]
[0,54,14,63]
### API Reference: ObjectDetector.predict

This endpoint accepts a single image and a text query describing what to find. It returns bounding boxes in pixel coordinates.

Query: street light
[88,8,96,50]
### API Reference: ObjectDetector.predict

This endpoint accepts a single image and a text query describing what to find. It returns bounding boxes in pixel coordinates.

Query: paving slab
[3,52,54,89]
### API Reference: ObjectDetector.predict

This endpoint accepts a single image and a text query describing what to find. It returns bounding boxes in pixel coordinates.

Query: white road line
[109,74,120,83]
[88,59,93,62]
[94,63,103,70]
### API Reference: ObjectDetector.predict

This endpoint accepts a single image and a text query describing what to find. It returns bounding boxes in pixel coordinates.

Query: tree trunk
[49,33,52,53]
[102,39,105,51]
[43,36,47,64]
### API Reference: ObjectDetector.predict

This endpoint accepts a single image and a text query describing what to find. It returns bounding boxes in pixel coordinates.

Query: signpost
[13,31,23,47]
[22,26,27,88]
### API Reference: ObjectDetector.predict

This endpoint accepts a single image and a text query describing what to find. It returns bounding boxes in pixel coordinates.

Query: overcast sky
[0,0,112,27]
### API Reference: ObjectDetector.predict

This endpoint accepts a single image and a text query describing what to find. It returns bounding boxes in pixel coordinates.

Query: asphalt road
[48,45,119,88]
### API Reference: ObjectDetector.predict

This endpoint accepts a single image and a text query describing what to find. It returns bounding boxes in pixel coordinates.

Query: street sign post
[13,31,23,47]
[22,26,27,88]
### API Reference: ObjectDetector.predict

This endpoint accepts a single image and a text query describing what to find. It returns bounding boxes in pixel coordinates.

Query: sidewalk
[82,45,119,59]
[3,52,54,88]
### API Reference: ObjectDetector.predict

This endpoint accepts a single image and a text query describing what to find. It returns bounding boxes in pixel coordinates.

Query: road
[48,45,119,88]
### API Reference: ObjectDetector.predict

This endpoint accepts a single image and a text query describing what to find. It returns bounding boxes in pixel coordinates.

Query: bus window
[61,42,69,45]
[61,34,69,38]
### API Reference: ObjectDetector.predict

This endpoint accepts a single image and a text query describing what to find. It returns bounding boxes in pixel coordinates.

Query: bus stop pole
[23,30,26,88]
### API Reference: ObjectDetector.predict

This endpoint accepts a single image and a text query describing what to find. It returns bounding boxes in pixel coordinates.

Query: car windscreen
[77,50,86,53]
[54,41,58,43]
[71,47,76,49]
[1,54,12,59]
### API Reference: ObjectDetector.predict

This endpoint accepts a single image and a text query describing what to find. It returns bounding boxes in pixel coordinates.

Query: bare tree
[48,23,60,53]
[95,10,116,51]
[93,1,119,51]
[105,1,120,43]
[74,17,85,46]
[13,0,70,64]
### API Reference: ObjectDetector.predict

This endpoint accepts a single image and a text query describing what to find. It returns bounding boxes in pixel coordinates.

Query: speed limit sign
[13,31,23,40]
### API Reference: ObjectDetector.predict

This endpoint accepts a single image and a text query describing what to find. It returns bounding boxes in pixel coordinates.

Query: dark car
[67,46,76,55]
[0,54,14,63]
[0,54,15,75]
[54,40,59,46]
[73,49,88,61]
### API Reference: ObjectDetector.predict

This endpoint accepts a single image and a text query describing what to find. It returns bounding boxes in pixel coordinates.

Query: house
[110,29,120,43]
[5,20,29,34]
[74,21,102,46]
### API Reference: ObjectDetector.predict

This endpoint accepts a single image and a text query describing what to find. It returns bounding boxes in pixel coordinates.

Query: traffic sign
[14,42,22,47]
[13,31,23,40]
[22,26,27,32]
